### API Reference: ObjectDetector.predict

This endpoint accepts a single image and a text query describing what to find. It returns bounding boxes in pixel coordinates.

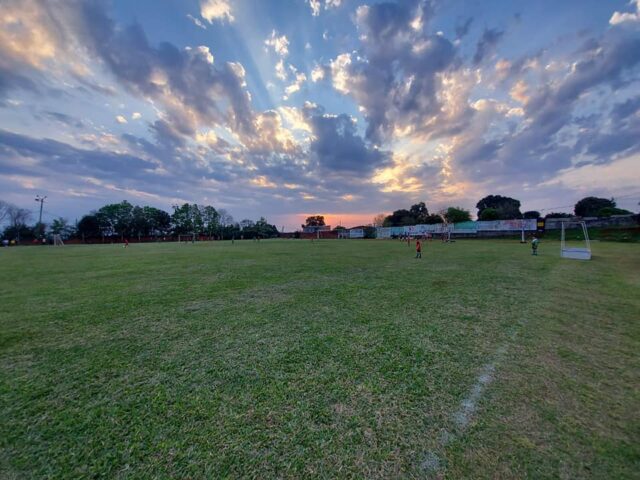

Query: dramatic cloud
[322,1,457,143]
[303,103,391,173]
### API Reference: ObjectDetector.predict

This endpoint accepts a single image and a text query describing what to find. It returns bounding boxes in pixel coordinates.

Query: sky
[1,0,639,230]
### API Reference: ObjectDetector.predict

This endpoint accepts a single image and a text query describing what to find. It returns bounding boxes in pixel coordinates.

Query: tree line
[0,200,279,242]
[376,195,634,227]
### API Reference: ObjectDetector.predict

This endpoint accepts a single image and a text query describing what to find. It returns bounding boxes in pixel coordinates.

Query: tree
[218,209,234,227]
[253,217,278,238]
[143,207,171,236]
[303,215,325,228]
[444,206,471,223]
[2,224,35,242]
[6,205,31,242]
[0,200,10,226]
[131,206,149,238]
[95,201,134,237]
[597,206,632,217]
[523,210,540,219]
[49,217,74,239]
[77,214,101,238]
[240,219,255,230]
[424,213,443,224]
[544,212,573,219]
[201,206,219,236]
[574,196,616,217]
[383,209,415,226]
[476,195,522,220]
[372,214,386,227]
[409,202,430,224]
[171,203,204,235]
[478,208,500,221]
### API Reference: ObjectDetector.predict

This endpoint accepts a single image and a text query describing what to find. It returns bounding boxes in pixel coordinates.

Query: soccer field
[1,239,638,478]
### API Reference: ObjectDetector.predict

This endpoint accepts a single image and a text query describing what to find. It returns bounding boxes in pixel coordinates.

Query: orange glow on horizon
[273,212,385,231]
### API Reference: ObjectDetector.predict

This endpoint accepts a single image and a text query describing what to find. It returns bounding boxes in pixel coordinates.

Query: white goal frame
[561,221,591,260]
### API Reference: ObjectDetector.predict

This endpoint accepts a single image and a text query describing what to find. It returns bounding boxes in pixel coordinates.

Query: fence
[376,219,537,239]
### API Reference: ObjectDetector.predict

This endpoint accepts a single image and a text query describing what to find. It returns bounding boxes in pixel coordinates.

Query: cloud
[455,17,474,39]
[200,0,234,23]
[447,31,640,189]
[131,112,142,120]
[42,111,84,128]
[303,103,391,173]
[307,0,341,17]
[187,14,207,30]
[0,129,155,181]
[275,59,287,81]
[72,2,255,137]
[264,30,290,57]
[473,28,504,65]
[284,72,307,99]
[323,1,457,143]
[115,115,127,124]
[610,0,640,25]
[243,110,300,154]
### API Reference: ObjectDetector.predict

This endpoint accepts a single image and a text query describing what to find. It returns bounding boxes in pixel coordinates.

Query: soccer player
[531,235,539,256]
[124,239,129,248]
[416,239,422,258]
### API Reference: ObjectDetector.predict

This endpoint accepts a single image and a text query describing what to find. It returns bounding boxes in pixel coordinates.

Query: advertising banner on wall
[476,219,537,231]
[376,219,537,238]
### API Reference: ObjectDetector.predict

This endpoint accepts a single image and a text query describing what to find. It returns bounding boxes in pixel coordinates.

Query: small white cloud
[330,53,352,94]
[200,0,234,23]
[131,112,142,120]
[311,65,325,82]
[610,0,640,24]
[284,72,307,99]
[307,0,341,16]
[275,59,287,81]
[187,14,207,29]
[197,45,214,64]
[308,0,321,16]
[115,115,127,124]
[264,30,290,57]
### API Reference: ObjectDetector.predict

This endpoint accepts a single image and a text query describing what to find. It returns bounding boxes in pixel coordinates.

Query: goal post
[560,221,591,260]
[53,234,64,246]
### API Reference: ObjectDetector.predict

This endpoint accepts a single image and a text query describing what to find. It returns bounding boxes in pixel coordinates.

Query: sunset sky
[1,0,639,229]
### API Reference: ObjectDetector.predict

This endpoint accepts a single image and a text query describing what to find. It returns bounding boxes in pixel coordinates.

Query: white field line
[421,344,511,476]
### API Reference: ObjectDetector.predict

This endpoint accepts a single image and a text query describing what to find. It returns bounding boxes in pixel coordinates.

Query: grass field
[1,239,639,478]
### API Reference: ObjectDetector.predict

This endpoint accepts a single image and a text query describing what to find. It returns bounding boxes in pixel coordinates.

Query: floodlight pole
[35,195,47,238]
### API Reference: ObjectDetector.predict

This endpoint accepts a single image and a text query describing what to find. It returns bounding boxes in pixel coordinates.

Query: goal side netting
[560,221,591,260]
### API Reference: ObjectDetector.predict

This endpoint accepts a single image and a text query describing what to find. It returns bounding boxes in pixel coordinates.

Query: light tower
[35,195,47,239]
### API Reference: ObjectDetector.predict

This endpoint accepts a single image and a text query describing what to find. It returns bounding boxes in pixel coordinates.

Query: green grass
[1,239,638,478]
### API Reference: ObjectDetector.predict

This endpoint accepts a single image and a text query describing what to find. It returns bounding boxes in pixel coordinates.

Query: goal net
[560,221,591,260]
[178,234,196,243]
[53,234,64,246]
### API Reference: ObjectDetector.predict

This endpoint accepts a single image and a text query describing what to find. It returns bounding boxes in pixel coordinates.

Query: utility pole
[35,195,46,238]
